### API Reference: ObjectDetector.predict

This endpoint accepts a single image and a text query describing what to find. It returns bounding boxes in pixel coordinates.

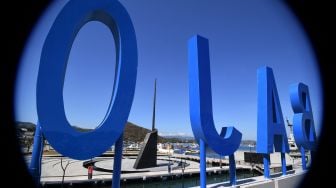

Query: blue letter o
[36,0,137,160]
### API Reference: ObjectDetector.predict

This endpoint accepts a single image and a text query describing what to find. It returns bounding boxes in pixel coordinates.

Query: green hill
[15,121,172,143]
[16,121,36,132]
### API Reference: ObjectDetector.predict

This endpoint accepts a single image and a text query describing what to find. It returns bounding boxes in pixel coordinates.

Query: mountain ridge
[16,121,172,143]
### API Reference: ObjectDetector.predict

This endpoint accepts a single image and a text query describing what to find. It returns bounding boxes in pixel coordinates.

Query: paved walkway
[36,156,203,182]
[25,151,305,186]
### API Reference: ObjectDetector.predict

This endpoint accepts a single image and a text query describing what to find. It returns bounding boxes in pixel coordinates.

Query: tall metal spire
[152,79,157,131]
[134,79,158,169]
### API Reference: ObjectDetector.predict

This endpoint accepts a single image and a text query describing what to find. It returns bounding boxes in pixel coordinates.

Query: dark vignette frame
[285,1,334,187]
[3,0,333,187]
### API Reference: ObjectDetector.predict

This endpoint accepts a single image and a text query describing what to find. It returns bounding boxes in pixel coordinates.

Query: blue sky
[15,0,323,140]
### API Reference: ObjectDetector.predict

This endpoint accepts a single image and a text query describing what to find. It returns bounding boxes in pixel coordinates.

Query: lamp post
[181,157,186,188]
[219,155,222,168]
[168,143,172,175]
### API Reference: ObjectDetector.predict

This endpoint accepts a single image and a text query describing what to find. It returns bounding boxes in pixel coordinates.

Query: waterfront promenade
[26,150,305,187]
[38,155,251,183]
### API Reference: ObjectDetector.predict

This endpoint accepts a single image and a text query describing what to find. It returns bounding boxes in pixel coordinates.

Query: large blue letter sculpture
[34,0,137,187]
[290,83,317,170]
[188,35,242,187]
[256,67,289,178]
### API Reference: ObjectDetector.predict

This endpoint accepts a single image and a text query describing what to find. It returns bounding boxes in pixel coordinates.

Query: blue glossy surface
[36,0,137,160]
[29,122,44,184]
[256,67,289,154]
[112,134,123,188]
[199,139,206,188]
[229,154,236,185]
[263,154,270,179]
[290,83,317,151]
[281,152,287,175]
[300,146,307,170]
[188,35,242,156]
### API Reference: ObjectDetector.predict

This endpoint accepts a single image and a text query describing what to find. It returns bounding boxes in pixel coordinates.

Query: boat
[185,149,200,155]
[286,118,299,152]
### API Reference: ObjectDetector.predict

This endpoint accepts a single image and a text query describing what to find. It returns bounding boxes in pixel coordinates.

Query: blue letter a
[257,66,289,177]
[257,67,289,154]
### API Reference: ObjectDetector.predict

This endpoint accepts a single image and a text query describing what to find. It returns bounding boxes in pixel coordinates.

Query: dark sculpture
[134,80,158,169]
